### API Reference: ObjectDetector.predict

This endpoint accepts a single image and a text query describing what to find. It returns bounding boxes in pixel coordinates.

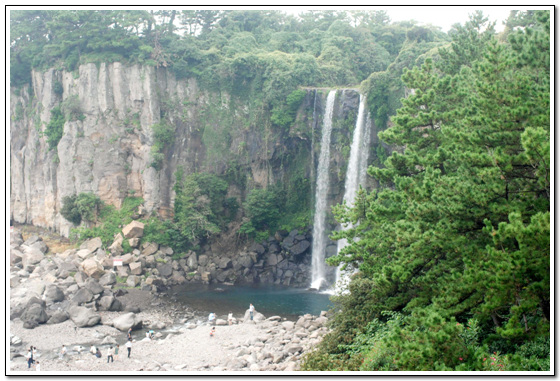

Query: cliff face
[10,63,365,238]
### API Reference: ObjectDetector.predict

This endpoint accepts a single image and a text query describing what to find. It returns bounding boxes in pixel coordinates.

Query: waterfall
[333,94,371,292]
[310,90,337,290]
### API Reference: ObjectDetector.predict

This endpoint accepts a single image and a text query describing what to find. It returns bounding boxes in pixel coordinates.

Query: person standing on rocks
[26,348,33,369]
[59,345,67,360]
[249,303,255,320]
[107,346,114,363]
[228,311,233,326]
[125,340,132,358]
[114,344,119,361]
[127,328,132,341]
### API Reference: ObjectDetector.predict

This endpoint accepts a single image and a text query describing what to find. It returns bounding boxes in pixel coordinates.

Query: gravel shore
[9,288,328,374]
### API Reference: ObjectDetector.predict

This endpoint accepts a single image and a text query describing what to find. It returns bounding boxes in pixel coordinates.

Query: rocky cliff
[11,63,366,234]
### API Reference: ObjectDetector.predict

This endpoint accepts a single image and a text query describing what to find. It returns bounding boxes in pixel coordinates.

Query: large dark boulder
[26,296,46,309]
[290,240,310,256]
[47,310,70,324]
[44,285,65,303]
[21,304,48,325]
[98,296,124,312]
[99,271,117,286]
[84,278,105,295]
[71,288,94,305]
[157,263,173,278]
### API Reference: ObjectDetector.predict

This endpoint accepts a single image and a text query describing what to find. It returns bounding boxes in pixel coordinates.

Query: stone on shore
[112,312,142,331]
[68,306,101,327]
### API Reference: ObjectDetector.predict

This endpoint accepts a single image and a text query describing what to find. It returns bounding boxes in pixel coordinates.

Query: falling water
[310,90,337,290]
[333,94,371,292]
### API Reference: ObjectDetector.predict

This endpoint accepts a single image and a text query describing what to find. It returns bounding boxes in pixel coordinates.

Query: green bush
[60,192,102,225]
[243,188,279,230]
[44,106,65,150]
[70,197,144,246]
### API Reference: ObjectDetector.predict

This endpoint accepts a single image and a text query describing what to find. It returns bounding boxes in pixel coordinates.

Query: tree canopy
[303,10,550,371]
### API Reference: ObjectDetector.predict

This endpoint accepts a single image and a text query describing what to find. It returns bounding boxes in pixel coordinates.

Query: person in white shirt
[35,361,40,371]
[59,345,67,360]
[107,346,114,363]
[208,312,216,325]
[125,340,132,358]
[249,304,255,320]
[228,311,233,326]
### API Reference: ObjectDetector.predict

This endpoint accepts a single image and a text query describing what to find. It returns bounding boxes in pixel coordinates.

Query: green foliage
[142,172,229,252]
[270,89,306,128]
[150,120,175,170]
[243,188,279,230]
[43,106,65,150]
[61,193,103,226]
[70,197,144,246]
[53,81,63,96]
[60,95,84,121]
[306,11,550,371]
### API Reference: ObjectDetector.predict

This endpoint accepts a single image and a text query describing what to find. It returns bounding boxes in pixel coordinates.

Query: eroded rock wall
[10,64,362,244]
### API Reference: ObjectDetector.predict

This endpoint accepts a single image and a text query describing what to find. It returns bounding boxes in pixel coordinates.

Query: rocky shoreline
[8,226,330,373]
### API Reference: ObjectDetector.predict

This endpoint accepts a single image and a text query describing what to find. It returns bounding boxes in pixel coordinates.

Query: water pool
[166,283,333,320]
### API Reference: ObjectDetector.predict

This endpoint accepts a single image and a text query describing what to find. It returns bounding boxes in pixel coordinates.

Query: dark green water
[167,284,333,320]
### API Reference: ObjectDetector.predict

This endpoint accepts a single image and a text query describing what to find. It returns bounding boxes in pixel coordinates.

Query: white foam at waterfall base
[310,90,337,290]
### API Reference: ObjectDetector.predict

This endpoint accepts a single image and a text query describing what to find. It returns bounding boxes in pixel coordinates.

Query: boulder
[21,303,48,325]
[198,255,209,267]
[218,258,232,269]
[129,262,143,275]
[59,248,77,260]
[289,240,310,256]
[43,285,65,303]
[112,312,142,331]
[76,249,94,260]
[23,235,41,246]
[281,321,295,331]
[216,319,227,326]
[98,296,124,311]
[108,234,123,255]
[122,221,145,239]
[126,275,141,287]
[265,254,278,266]
[249,243,266,255]
[187,254,198,269]
[29,240,48,254]
[120,253,134,265]
[71,288,94,305]
[81,237,103,253]
[10,230,24,246]
[117,266,130,278]
[74,271,88,286]
[314,316,328,326]
[286,345,303,354]
[99,271,117,286]
[84,278,105,295]
[142,242,159,256]
[68,306,101,327]
[157,263,173,278]
[81,258,104,278]
[128,238,140,248]
[47,310,70,324]
[21,247,44,268]
[238,255,254,269]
